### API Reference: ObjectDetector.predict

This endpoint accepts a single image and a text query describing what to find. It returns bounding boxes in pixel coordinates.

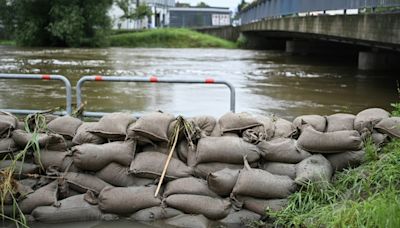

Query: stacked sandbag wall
[0,108,398,227]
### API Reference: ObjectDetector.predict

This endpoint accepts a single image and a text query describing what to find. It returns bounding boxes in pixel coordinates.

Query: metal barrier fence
[0,74,72,115]
[240,0,400,24]
[76,75,236,118]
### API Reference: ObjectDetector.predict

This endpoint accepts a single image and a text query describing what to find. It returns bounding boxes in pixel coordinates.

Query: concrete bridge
[197,0,400,70]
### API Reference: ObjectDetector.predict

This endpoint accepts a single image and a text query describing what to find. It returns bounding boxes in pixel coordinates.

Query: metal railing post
[76,75,236,118]
[0,74,72,115]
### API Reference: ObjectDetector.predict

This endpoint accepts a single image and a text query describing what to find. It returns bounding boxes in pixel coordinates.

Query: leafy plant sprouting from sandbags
[1,113,48,227]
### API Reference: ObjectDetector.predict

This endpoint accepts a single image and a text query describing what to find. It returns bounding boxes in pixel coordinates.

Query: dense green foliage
[108,28,237,48]
[0,0,113,47]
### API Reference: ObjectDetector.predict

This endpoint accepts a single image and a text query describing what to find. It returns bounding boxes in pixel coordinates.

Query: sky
[176,0,244,11]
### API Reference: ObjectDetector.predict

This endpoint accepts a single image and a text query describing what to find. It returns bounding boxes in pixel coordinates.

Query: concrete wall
[240,14,400,50]
[196,26,240,42]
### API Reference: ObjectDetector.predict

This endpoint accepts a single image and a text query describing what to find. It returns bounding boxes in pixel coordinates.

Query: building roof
[169,7,231,13]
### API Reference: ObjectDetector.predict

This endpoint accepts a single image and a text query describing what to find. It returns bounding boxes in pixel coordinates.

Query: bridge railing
[239,0,400,24]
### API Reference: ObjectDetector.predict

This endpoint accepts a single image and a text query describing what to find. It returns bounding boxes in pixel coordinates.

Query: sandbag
[232,161,296,199]
[195,136,260,165]
[163,177,219,197]
[47,116,82,139]
[165,214,210,228]
[90,112,136,140]
[371,131,388,146]
[8,181,58,214]
[295,155,333,185]
[176,141,196,165]
[96,162,154,187]
[293,115,326,132]
[260,162,296,179]
[242,116,275,143]
[218,112,262,133]
[210,123,222,137]
[129,152,192,180]
[219,209,261,226]
[141,142,178,158]
[0,160,39,176]
[3,181,34,205]
[325,150,365,172]
[32,193,118,223]
[192,115,217,136]
[129,206,183,221]
[64,172,112,195]
[34,150,74,172]
[73,141,135,171]
[165,194,231,220]
[273,118,296,138]
[98,185,162,214]
[72,122,105,145]
[236,196,288,215]
[12,129,65,149]
[297,126,363,153]
[354,108,390,132]
[0,138,18,156]
[257,138,311,163]
[194,162,257,179]
[0,111,17,138]
[207,168,239,197]
[326,113,355,132]
[128,112,174,142]
[375,117,400,139]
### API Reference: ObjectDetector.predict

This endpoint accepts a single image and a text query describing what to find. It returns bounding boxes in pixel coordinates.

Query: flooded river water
[0,46,398,120]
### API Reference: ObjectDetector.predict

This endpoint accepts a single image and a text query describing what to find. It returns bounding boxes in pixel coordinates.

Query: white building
[109,0,175,29]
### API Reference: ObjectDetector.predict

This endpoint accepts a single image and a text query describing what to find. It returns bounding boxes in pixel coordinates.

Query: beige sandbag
[242,115,275,144]
[375,117,400,139]
[141,141,178,159]
[72,122,105,145]
[218,112,262,133]
[165,214,210,228]
[0,111,17,138]
[34,150,74,172]
[163,177,219,197]
[129,152,192,180]
[232,161,296,200]
[73,141,135,171]
[176,140,196,165]
[325,150,365,171]
[194,162,257,179]
[293,115,326,132]
[236,196,288,215]
[195,136,260,165]
[326,113,355,132]
[165,194,231,220]
[354,108,390,132]
[210,123,222,136]
[207,168,239,197]
[12,129,65,149]
[192,115,217,136]
[297,126,363,153]
[257,138,311,163]
[90,112,136,140]
[273,118,296,138]
[0,138,18,156]
[64,172,112,195]
[295,154,333,185]
[96,162,153,187]
[32,193,118,223]
[219,209,261,226]
[129,206,183,221]
[128,112,174,142]
[260,162,296,179]
[98,185,162,214]
[0,160,39,176]
[47,116,82,139]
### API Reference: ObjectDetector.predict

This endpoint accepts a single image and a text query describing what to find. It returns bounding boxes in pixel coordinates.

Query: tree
[196,2,210,8]
[175,2,191,8]
[133,4,152,20]
[115,0,135,28]
[6,0,113,47]
[0,0,16,39]
[237,0,248,12]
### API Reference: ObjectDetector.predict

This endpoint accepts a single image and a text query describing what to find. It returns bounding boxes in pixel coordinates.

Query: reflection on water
[0,46,398,119]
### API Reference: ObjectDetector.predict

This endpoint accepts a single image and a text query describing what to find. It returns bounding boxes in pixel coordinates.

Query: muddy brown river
[0,46,398,120]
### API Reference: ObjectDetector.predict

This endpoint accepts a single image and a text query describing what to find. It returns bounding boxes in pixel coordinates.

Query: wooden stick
[154,125,180,197]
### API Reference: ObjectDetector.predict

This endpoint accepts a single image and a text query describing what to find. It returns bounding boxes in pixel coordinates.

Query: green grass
[267,138,400,228]
[108,28,237,49]
[0,40,16,46]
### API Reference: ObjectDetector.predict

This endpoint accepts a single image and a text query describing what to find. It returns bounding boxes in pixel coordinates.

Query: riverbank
[0,40,15,46]
[267,120,400,227]
[108,28,237,48]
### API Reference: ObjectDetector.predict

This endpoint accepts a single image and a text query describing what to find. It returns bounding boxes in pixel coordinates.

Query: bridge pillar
[358,51,400,70]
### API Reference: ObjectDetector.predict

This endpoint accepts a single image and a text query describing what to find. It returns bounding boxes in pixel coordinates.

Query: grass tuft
[108,28,237,49]
[0,40,16,46]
